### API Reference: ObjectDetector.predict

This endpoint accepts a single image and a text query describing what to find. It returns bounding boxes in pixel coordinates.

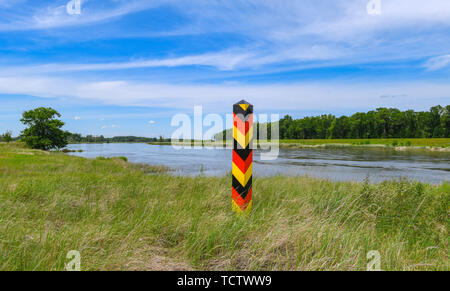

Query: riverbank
[149,138,450,152]
[278,138,450,151]
[0,143,448,270]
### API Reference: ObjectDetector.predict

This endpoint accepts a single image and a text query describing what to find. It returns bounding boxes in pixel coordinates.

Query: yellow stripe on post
[233,125,253,149]
[232,162,253,187]
[239,104,250,111]
[232,199,252,214]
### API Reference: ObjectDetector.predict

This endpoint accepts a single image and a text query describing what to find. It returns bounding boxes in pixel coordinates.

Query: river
[67,143,450,184]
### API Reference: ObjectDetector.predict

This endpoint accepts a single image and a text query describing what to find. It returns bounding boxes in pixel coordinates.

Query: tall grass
[0,143,448,270]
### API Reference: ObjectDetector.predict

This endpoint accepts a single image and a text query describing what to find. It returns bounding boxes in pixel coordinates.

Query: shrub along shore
[0,142,448,270]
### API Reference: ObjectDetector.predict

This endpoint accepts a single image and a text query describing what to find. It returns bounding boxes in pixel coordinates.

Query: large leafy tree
[20,107,68,150]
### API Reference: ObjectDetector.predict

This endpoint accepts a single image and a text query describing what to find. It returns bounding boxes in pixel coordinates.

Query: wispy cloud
[0,76,448,112]
[0,0,166,31]
[0,0,449,118]
[2,0,450,70]
[424,55,450,71]
[379,94,408,99]
[0,50,253,73]
[3,0,450,34]
[101,124,118,129]
[0,46,345,75]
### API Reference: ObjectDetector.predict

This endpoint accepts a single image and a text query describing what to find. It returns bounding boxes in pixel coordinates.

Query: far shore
[146,138,450,152]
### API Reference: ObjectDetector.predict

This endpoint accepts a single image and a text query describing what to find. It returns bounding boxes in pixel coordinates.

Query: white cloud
[4,0,450,34]
[101,124,119,129]
[0,48,342,75]
[0,76,447,112]
[1,0,450,71]
[74,116,81,120]
[148,120,155,124]
[0,50,255,73]
[0,0,25,8]
[424,55,450,71]
[0,0,167,31]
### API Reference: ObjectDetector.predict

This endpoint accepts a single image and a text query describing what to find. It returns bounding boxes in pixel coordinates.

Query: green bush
[1,131,13,143]
[118,156,128,162]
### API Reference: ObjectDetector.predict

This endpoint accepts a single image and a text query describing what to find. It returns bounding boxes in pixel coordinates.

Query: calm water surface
[67,143,450,184]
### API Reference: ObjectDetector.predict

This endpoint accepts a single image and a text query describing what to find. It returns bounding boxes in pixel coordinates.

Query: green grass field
[0,142,448,270]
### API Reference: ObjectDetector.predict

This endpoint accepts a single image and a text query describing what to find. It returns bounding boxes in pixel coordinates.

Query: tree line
[4,106,450,151]
[1,107,167,150]
[277,105,449,140]
[67,133,163,144]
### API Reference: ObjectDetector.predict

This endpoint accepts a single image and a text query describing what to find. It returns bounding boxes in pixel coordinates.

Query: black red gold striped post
[232,100,253,215]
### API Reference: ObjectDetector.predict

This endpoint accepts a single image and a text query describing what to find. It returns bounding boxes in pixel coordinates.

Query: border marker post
[232,100,253,215]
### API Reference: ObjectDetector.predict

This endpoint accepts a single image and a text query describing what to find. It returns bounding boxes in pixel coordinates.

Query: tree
[20,107,68,150]
[67,133,83,143]
[442,106,450,138]
[1,131,13,143]
[219,105,450,140]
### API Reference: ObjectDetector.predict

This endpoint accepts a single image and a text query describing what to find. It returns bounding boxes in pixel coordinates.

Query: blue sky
[0,0,449,137]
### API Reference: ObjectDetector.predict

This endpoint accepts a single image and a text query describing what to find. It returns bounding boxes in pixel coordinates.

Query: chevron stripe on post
[232,100,253,215]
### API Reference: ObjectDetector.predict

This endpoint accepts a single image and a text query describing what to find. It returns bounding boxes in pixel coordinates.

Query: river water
[67,143,450,184]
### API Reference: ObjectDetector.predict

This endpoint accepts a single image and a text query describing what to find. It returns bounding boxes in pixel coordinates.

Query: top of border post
[233,100,253,115]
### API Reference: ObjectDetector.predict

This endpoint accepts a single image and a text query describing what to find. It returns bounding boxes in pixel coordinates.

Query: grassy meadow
[0,142,448,271]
